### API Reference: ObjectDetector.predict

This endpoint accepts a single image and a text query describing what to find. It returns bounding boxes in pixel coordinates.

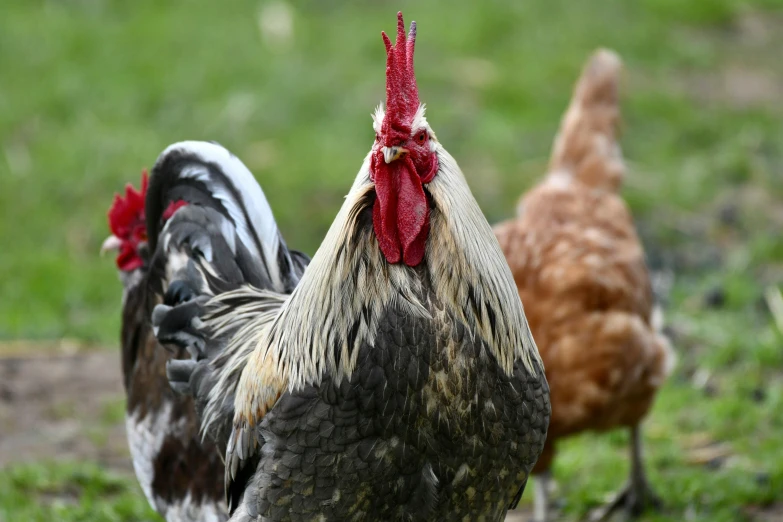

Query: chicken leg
[589,425,662,521]
[531,470,552,522]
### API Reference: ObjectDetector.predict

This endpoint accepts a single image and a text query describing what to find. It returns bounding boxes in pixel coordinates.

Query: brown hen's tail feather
[547,48,625,192]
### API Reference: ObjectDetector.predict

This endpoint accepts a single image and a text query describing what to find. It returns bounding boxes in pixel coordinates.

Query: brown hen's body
[495,177,670,470]
[494,49,674,521]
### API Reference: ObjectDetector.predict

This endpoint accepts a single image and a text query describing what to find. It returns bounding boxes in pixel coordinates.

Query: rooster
[102,149,308,521]
[494,50,674,522]
[151,12,550,522]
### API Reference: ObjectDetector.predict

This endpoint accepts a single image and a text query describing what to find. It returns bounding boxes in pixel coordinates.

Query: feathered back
[547,49,625,192]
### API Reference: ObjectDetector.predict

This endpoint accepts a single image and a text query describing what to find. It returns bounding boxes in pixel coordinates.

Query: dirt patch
[745,504,783,522]
[0,347,130,471]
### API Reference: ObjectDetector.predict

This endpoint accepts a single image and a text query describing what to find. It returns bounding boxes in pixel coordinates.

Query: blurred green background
[1,0,782,520]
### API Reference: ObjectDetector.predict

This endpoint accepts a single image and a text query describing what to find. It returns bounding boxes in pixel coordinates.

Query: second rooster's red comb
[381,12,419,141]
[108,169,148,239]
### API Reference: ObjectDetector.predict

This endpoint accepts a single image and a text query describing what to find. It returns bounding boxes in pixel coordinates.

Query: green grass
[0,462,158,522]
[1,0,783,519]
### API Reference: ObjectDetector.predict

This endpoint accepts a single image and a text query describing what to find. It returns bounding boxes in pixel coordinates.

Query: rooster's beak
[100,235,122,256]
[383,146,409,164]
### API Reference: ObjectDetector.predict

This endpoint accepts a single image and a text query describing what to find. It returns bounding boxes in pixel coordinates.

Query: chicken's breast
[232,285,549,521]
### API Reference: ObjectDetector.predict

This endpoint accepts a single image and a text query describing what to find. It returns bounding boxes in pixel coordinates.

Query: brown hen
[494,49,674,522]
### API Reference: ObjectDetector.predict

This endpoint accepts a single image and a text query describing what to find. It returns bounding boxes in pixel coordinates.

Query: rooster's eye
[375,134,380,143]
[416,132,426,144]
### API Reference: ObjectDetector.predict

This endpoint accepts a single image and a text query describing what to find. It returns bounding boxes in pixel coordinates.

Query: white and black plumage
[103,142,308,522]
[153,12,550,522]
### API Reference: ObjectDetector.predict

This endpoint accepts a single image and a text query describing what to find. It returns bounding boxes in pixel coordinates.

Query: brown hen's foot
[588,479,662,521]
[589,425,662,521]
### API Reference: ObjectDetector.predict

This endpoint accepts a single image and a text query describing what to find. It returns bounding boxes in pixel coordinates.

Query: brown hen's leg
[531,470,552,522]
[589,425,662,521]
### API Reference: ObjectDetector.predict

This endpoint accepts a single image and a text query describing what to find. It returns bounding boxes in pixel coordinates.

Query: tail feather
[200,287,288,445]
[146,140,304,293]
[547,49,625,192]
[158,285,287,450]
[144,141,308,463]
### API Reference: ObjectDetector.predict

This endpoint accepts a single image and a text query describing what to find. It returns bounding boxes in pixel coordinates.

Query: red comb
[381,12,419,145]
[162,199,188,220]
[108,169,148,239]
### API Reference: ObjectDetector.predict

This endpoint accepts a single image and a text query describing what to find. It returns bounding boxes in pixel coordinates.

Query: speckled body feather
[226,199,549,521]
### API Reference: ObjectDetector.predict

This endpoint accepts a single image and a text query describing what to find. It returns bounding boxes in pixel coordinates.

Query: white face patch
[372,105,385,135]
[119,269,144,305]
[371,104,435,145]
[409,104,429,132]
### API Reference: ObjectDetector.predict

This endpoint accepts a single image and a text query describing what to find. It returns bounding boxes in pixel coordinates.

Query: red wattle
[396,156,429,266]
[117,244,144,272]
[372,161,401,264]
[371,154,430,267]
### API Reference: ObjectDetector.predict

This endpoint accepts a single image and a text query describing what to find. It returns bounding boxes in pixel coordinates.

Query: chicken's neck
[259,163,427,389]
[421,148,543,377]
[252,148,543,393]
